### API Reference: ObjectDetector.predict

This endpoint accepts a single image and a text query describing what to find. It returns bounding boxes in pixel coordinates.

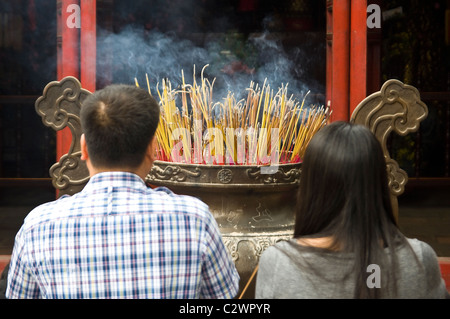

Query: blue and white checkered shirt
[6,172,239,299]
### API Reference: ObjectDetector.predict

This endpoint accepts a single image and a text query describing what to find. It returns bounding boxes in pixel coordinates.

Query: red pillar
[57,0,80,159]
[328,0,350,122]
[80,0,96,92]
[350,0,367,115]
[326,0,368,122]
[56,1,96,160]
[56,1,96,197]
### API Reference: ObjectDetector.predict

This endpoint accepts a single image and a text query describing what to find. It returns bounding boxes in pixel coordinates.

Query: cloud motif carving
[35,76,92,196]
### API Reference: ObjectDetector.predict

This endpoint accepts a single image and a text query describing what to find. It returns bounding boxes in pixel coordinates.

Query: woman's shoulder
[398,237,449,298]
[392,237,441,272]
[260,240,292,259]
[260,238,336,263]
[403,237,438,260]
[259,239,304,268]
[262,239,305,255]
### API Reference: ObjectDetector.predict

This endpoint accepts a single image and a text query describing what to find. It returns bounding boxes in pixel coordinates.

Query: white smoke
[96,25,324,104]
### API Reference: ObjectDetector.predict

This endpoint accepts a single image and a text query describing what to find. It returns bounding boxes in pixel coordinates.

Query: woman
[255,121,449,298]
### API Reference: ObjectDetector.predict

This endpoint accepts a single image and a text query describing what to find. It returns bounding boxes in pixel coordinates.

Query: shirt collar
[82,171,147,192]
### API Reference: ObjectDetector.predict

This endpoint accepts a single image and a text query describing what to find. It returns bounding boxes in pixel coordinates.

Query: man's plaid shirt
[6,172,239,299]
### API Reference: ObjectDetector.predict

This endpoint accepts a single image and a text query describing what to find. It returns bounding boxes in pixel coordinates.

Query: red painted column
[350,0,367,115]
[326,0,368,122]
[80,0,96,92]
[56,1,97,168]
[328,0,351,122]
[57,0,80,159]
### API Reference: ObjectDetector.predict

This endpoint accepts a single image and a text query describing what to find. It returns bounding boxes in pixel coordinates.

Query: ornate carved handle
[350,79,428,218]
[35,76,92,196]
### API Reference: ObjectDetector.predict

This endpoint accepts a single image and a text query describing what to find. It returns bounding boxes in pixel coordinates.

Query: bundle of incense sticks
[136,65,331,165]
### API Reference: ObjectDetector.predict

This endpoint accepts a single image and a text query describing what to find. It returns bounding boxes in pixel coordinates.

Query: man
[6,84,239,299]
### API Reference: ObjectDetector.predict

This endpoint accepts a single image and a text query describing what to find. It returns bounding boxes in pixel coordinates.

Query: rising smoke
[96,24,325,105]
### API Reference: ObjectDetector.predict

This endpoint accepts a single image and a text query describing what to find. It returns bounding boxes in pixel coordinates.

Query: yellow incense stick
[137,66,330,164]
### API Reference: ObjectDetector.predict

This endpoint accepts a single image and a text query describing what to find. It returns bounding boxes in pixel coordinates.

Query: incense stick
[140,66,331,165]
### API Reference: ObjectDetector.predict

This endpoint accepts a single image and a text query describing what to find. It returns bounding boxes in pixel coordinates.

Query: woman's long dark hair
[294,121,405,298]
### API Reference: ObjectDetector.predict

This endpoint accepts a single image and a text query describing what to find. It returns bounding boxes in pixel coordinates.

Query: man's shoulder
[22,194,79,227]
[138,187,217,236]
[151,186,210,214]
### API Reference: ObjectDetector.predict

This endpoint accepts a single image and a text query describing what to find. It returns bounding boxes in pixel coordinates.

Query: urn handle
[350,79,428,219]
[35,76,92,196]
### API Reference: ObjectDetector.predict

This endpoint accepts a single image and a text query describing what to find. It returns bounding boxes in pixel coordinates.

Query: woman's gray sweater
[255,238,449,299]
